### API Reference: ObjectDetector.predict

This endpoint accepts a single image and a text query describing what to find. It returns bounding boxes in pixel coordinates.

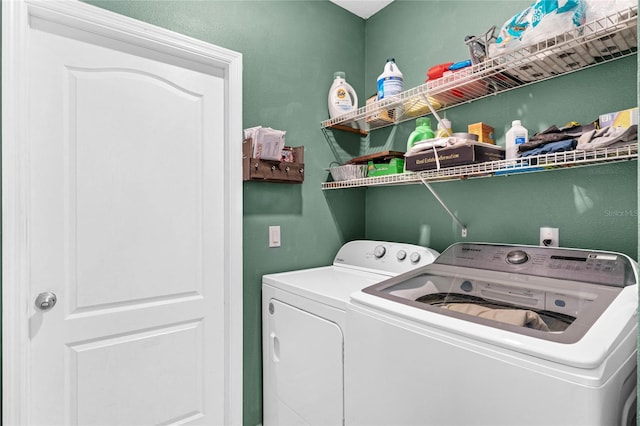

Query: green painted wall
[361,0,638,257]
[85,2,365,425]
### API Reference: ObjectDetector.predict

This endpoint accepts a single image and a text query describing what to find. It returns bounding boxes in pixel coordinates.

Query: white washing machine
[346,242,638,426]
[262,240,440,426]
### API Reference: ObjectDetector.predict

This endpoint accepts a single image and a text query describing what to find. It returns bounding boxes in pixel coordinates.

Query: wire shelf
[321,143,638,190]
[321,6,637,132]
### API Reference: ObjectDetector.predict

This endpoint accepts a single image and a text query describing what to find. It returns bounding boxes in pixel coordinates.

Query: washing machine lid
[263,266,387,311]
[357,243,638,346]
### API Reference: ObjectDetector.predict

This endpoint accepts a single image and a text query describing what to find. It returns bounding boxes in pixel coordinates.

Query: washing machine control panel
[333,240,440,275]
[435,243,637,287]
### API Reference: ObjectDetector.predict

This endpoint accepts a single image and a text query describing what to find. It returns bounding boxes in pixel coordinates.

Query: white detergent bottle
[436,118,453,138]
[377,58,403,100]
[505,120,528,160]
[328,71,358,119]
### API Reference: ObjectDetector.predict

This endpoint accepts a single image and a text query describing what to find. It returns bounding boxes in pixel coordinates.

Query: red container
[426,62,454,80]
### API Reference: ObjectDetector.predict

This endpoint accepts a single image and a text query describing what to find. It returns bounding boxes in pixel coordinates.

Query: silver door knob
[34,291,57,312]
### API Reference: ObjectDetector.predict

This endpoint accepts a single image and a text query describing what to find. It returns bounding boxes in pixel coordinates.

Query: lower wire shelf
[321,143,638,190]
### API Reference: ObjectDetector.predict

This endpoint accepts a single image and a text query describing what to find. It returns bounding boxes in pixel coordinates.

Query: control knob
[373,245,386,259]
[506,250,529,265]
[397,250,407,261]
[410,252,421,263]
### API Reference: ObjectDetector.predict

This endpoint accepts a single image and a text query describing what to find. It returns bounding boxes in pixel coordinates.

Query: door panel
[72,321,203,425]
[26,12,225,426]
[71,68,205,309]
[267,299,344,426]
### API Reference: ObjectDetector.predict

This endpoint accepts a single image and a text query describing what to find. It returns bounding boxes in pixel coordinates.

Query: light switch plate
[269,226,281,248]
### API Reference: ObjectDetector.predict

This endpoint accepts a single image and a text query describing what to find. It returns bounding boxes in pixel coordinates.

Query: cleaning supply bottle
[377,58,404,100]
[505,120,528,160]
[436,118,453,138]
[406,118,435,152]
[328,71,358,118]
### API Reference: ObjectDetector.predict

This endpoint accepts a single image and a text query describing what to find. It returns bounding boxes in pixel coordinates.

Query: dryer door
[265,298,343,426]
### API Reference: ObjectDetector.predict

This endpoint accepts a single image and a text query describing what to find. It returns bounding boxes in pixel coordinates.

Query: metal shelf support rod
[417,173,468,238]
[420,93,450,136]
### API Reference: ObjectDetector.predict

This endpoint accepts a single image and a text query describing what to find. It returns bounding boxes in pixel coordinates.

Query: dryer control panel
[333,240,440,276]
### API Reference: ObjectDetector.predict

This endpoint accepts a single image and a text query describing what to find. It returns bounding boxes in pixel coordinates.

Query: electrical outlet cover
[540,227,559,247]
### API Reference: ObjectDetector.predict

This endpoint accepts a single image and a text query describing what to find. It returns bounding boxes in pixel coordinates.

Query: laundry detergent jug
[328,71,358,119]
[406,117,435,152]
[377,58,403,100]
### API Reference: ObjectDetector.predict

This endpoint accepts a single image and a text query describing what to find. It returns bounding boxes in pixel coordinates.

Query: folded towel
[518,122,596,153]
[406,138,450,155]
[406,136,480,156]
[576,125,637,150]
[518,139,577,157]
[442,303,550,331]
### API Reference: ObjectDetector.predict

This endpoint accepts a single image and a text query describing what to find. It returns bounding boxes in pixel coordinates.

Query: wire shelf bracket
[417,173,468,238]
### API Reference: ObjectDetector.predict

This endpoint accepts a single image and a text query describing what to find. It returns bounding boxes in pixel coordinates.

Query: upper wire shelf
[321,143,638,190]
[321,6,638,132]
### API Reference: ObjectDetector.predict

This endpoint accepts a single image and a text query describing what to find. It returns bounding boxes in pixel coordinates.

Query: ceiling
[329,0,394,19]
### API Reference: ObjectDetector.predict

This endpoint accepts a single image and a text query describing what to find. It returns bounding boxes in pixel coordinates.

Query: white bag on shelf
[490,0,587,56]
[583,0,637,57]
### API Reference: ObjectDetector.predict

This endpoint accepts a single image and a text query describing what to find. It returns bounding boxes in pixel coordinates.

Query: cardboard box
[405,143,504,172]
[599,107,638,128]
[367,158,404,177]
[468,122,494,144]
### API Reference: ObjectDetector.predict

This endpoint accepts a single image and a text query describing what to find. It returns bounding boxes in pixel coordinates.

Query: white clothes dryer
[262,240,439,426]
[345,242,638,426]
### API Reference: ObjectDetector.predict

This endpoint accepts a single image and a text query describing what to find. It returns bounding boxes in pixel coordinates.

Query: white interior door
[3,2,243,425]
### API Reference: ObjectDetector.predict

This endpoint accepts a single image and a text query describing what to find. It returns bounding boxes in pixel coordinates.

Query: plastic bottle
[505,120,529,160]
[436,118,453,138]
[406,118,435,152]
[377,58,404,100]
[328,71,358,119]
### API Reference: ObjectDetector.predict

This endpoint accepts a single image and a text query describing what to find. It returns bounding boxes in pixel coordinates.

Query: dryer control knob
[506,250,529,265]
[374,245,386,258]
[410,252,421,263]
[397,250,407,261]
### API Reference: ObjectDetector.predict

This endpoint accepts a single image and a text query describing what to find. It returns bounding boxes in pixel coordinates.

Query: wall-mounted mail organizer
[242,138,305,183]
